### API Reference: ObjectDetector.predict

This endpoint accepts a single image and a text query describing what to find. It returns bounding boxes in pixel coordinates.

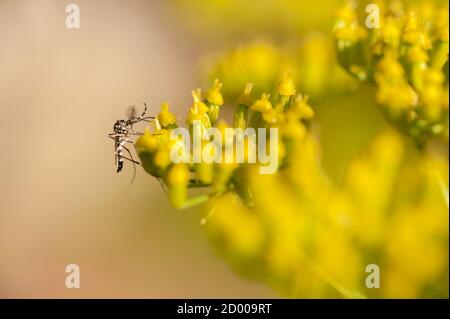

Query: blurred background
[0,0,277,298]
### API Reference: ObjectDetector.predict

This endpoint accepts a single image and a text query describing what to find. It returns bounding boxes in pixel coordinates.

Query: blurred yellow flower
[334,0,449,145]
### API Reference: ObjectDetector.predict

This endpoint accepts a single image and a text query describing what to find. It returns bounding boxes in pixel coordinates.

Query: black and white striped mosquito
[108,103,155,183]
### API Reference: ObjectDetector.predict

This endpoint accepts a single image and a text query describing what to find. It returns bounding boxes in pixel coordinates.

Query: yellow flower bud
[250,93,272,113]
[381,19,401,48]
[154,149,171,169]
[191,89,209,113]
[262,108,279,124]
[205,79,224,106]
[135,128,159,153]
[166,163,189,187]
[158,102,177,128]
[406,46,428,63]
[278,71,296,97]
[187,89,211,128]
[376,55,404,81]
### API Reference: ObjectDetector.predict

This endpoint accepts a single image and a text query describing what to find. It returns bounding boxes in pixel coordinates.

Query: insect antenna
[138,102,148,119]
[132,103,156,124]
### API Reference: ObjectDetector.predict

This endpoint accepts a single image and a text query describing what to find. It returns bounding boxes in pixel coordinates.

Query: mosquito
[108,103,155,183]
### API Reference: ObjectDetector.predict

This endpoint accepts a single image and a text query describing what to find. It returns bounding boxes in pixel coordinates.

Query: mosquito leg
[118,155,140,164]
[108,135,119,164]
[122,146,137,161]
[120,139,139,165]
[157,178,167,194]
[123,145,138,184]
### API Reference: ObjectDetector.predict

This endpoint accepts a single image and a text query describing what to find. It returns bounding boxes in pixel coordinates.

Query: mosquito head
[113,119,129,134]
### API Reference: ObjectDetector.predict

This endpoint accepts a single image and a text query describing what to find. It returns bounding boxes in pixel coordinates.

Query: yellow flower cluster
[135,71,448,298]
[135,73,315,210]
[333,0,449,145]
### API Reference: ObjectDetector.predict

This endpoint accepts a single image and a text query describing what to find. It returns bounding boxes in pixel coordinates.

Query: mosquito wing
[125,105,137,121]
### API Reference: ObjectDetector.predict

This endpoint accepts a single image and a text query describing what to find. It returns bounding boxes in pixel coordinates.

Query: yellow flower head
[186,89,211,127]
[376,54,404,82]
[166,163,189,187]
[158,102,177,128]
[278,70,296,97]
[334,0,449,142]
[250,93,272,113]
[154,149,171,169]
[205,79,224,106]
[262,106,284,125]
[135,128,162,153]
[406,46,428,63]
